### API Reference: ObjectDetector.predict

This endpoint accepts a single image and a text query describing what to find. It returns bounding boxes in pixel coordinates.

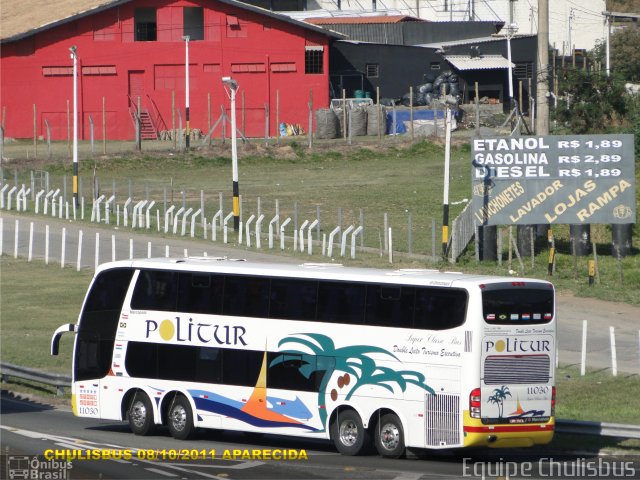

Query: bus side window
[317,281,365,324]
[270,279,317,321]
[414,288,467,330]
[195,347,222,383]
[178,273,224,315]
[131,270,178,311]
[223,276,269,318]
[365,285,414,328]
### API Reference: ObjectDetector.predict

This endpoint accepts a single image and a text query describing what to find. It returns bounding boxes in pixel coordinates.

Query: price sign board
[471,135,635,225]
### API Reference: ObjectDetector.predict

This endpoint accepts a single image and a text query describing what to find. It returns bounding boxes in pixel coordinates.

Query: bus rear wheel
[331,409,370,456]
[127,392,156,436]
[374,413,405,458]
[167,395,195,440]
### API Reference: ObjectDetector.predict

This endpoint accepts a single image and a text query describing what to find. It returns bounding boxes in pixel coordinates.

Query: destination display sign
[470,135,635,225]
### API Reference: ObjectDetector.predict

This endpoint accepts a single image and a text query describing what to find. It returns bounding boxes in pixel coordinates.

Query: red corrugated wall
[0,0,331,140]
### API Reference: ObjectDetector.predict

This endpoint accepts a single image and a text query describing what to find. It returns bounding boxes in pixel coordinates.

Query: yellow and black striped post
[183,35,190,151]
[441,107,452,258]
[588,259,595,286]
[223,76,240,231]
[547,228,555,275]
[232,181,239,231]
[70,45,79,208]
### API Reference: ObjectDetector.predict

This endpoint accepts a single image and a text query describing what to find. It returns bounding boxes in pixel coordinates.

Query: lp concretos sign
[471,135,635,225]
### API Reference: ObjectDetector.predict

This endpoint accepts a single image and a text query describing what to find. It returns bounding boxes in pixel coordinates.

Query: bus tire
[331,409,370,456]
[374,413,405,458]
[167,395,195,440]
[127,392,156,436]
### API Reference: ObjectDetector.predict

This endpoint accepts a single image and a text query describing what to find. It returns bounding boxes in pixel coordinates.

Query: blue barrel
[354,89,364,98]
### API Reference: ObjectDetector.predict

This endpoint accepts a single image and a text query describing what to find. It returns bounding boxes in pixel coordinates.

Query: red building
[0,0,338,141]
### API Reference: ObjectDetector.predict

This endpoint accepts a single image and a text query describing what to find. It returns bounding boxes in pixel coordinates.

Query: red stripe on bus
[464,424,554,433]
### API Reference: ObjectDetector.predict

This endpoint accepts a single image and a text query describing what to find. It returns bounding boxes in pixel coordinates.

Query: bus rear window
[482,284,554,324]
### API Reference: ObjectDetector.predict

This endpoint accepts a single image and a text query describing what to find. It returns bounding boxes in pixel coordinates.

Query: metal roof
[1,0,344,43]
[420,33,536,49]
[444,54,513,70]
[305,15,424,25]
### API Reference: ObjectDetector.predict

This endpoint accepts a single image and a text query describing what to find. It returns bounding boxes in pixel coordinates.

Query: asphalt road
[2,211,639,374]
[3,392,640,480]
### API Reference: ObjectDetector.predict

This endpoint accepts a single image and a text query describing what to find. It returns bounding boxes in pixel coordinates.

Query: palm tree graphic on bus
[272,332,436,431]
[487,385,512,418]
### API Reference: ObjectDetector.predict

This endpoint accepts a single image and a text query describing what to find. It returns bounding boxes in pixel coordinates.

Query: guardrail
[556,419,640,439]
[0,362,71,396]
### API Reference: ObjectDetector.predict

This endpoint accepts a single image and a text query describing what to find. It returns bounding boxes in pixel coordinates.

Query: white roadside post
[327,226,341,258]
[580,320,588,376]
[245,215,256,247]
[164,205,176,233]
[268,215,279,249]
[280,218,292,251]
[190,208,202,237]
[610,326,618,377]
[307,219,319,255]
[181,207,193,236]
[340,225,355,257]
[255,214,265,249]
[299,220,309,252]
[351,225,364,259]
[145,201,156,229]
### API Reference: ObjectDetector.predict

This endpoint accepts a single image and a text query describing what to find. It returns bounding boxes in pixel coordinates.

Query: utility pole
[605,11,611,76]
[536,0,549,135]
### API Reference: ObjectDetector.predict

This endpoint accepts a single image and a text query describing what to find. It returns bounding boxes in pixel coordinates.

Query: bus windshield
[481,283,554,325]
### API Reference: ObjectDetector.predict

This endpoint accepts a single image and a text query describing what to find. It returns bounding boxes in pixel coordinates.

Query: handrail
[146,94,168,132]
[126,94,139,114]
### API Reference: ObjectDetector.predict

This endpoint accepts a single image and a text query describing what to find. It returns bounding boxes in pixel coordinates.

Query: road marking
[145,467,179,477]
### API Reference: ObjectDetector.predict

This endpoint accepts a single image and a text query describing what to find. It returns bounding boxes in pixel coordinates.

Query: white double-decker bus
[52,257,556,457]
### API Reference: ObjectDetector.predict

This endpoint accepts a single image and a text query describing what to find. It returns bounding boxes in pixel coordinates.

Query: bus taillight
[551,386,556,416]
[469,388,481,418]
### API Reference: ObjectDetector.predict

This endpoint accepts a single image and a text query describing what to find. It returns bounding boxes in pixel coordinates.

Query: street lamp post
[505,23,518,111]
[183,36,190,150]
[223,76,239,232]
[69,46,79,208]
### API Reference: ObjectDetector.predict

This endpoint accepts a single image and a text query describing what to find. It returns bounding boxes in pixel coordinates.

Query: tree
[592,25,640,82]
[553,69,628,133]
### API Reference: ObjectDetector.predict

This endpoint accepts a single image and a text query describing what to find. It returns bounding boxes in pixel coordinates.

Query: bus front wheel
[167,395,195,440]
[331,409,370,456]
[374,413,405,458]
[127,392,156,436]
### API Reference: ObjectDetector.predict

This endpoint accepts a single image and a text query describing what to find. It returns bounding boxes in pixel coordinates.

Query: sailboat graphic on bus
[189,350,317,430]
